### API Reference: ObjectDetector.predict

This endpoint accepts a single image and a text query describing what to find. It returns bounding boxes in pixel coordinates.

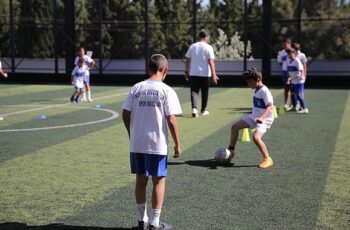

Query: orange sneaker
[259,157,273,169]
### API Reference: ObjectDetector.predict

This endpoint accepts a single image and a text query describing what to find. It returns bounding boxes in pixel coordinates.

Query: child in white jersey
[122,54,182,230]
[286,48,309,114]
[277,38,292,110]
[74,47,95,101]
[70,58,87,103]
[293,42,308,80]
[228,68,274,169]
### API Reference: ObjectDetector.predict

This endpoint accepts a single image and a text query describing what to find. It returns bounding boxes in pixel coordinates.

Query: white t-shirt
[277,49,289,71]
[296,51,307,65]
[287,58,304,84]
[71,66,87,88]
[0,61,2,69]
[185,41,215,77]
[74,55,93,75]
[122,80,182,155]
[249,85,274,123]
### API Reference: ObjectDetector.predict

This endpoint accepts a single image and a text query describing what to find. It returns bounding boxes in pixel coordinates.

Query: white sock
[150,208,161,227]
[82,92,87,100]
[136,203,148,222]
[87,91,91,100]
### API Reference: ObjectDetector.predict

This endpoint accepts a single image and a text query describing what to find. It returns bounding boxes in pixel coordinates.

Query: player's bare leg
[135,175,148,204]
[135,175,149,228]
[284,84,291,108]
[86,84,93,102]
[230,120,250,147]
[253,131,273,168]
[150,176,165,228]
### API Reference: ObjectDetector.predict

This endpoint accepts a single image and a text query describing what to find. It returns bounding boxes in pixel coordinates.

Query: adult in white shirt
[185,30,219,117]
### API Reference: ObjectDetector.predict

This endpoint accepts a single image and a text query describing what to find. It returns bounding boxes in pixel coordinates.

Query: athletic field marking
[0,106,118,133]
[0,92,128,117]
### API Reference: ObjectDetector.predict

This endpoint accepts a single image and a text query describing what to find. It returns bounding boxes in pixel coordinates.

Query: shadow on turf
[0,222,138,230]
[220,107,251,114]
[168,159,257,169]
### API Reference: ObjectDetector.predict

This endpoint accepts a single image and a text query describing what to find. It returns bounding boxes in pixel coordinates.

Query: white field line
[0,92,128,117]
[0,106,119,132]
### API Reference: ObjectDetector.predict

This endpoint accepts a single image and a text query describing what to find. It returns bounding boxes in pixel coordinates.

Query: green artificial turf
[0,84,349,229]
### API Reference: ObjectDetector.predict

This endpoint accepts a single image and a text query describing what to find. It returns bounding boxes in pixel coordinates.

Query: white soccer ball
[214,147,233,164]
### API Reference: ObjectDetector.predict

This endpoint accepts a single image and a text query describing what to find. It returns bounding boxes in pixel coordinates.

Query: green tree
[0,0,20,56]
[16,0,58,57]
[75,0,91,49]
[302,0,350,59]
[154,0,192,58]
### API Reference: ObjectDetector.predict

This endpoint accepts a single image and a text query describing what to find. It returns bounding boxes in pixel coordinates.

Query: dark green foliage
[0,0,349,59]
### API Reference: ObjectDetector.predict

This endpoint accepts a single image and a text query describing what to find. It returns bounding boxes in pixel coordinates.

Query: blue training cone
[94,104,101,109]
[38,114,47,120]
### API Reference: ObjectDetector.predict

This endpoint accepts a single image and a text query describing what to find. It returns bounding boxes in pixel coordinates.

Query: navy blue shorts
[130,152,168,177]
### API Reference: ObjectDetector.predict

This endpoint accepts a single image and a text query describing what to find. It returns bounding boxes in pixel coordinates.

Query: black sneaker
[149,222,173,230]
[138,221,148,230]
[70,96,74,103]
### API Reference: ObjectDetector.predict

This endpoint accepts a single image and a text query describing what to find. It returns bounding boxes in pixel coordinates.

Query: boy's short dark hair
[286,48,297,54]
[148,54,168,75]
[293,42,301,50]
[242,67,262,81]
[284,38,292,44]
[199,30,209,38]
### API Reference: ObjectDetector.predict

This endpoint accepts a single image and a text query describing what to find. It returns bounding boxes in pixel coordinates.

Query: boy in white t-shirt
[70,58,87,103]
[74,47,95,101]
[287,48,309,114]
[122,54,182,230]
[277,38,292,109]
[228,68,274,169]
[293,42,308,79]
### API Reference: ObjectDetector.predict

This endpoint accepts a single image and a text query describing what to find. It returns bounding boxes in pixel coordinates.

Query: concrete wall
[1,58,350,77]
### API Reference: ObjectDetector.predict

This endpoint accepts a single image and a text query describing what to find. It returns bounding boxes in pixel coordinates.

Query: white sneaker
[201,110,210,116]
[297,108,309,114]
[81,98,87,102]
[192,108,199,117]
[87,98,93,102]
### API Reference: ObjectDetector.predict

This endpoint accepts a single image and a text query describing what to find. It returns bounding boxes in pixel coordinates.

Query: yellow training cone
[279,105,285,114]
[241,128,250,142]
[273,106,278,118]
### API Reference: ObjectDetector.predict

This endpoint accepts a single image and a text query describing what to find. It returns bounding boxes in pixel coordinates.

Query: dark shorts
[74,86,83,92]
[130,152,168,177]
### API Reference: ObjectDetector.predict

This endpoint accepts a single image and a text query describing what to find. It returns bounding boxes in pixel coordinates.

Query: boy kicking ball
[122,54,182,230]
[228,68,274,169]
